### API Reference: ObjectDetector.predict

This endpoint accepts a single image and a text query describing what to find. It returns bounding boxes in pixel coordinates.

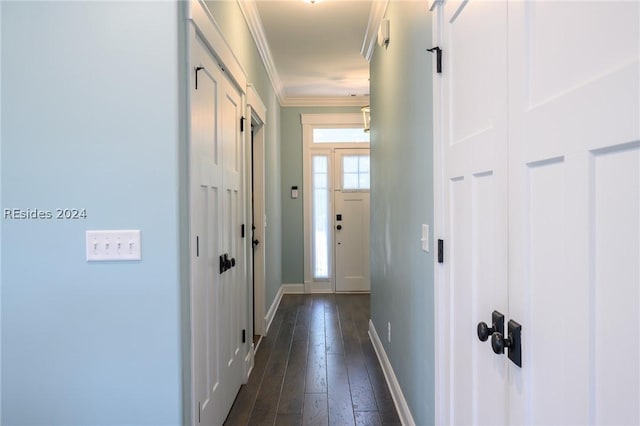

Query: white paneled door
[334,149,371,292]
[435,1,639,424]
[438,1,509,424]
[190,28,245,425]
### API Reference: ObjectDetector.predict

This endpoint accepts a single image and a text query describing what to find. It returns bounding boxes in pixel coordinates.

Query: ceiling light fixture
[361,105,371,133]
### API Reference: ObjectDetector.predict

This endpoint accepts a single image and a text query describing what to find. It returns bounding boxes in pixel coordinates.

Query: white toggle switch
[421,224,430,252]
[86,230,141,261]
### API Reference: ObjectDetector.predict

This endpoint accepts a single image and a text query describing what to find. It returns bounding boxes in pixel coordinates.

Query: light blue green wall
[280,106,361,284]
[1,2,185,424]
[369,3,435,424]
[205,2,283,308]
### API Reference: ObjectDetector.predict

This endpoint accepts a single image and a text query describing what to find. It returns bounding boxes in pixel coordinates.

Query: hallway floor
[224,294,401,426]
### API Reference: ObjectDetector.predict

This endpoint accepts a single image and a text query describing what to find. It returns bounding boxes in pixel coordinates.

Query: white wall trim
[369,320,416,426]
[361,0,390,63]
[237,0,285,105]
[244,344,255,381]
[264,285,284,334]
[247,84,267,124]
[301,113,363,125]
[188,0,247,92]
[282,283,305,294]
[304,281,334,294]
[282,96,370,108]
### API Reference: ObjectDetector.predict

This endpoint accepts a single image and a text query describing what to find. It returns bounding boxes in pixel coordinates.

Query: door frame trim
[430,2,447,424]
[247,84,267,343]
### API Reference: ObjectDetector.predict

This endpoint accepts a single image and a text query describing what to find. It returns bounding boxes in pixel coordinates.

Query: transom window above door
[313,128,370,144]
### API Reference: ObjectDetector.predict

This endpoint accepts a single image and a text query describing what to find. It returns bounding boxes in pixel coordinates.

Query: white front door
[435,1,639,424]
[334,149,371,292]
[190,28,245,425]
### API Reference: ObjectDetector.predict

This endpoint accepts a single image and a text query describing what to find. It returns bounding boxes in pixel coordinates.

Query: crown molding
[237,0,286,105]
[361,0,390,63]
[281,96,370,108]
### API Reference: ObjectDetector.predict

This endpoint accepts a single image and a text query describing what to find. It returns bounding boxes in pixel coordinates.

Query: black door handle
[336,225,342,230]
[477,311,504,342]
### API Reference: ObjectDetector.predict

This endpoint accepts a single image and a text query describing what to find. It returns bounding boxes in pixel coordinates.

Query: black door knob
[477,311,505,342]
[230,258,236,267]
[491,332,512,355]
[477,322,495,342]
[336,225,342,230]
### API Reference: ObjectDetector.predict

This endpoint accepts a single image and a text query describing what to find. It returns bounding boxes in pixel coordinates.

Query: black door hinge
[240,116,246,132]
[427,46,442,73]
[437,239,444,263]
[195,66,204,90]
[241,224,245,238]
[242,329,246,343]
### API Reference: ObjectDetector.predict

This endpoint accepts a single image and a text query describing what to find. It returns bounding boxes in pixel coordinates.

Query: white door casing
[334,148,371,292]
[246,85,267,338]
[434,1,639,424]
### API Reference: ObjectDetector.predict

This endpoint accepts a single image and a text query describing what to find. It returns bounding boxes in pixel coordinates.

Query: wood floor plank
[276,413,303,426]
[360,339,401,424]
[354,411,382,426]
[224,294,399,426]
[305,297,327,393]
[302,393,329,426]
[279,299,312,414]
[339,300,378,412]
[327,354,355,426]
[324,296,344,355]
[248,300,298,425]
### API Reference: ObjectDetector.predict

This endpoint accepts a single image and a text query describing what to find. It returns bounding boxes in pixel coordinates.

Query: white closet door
[220,68,245,415]
[190,30,225,425]
[190,28,246,425]
[507,2,639,424]
[439,1,509,424]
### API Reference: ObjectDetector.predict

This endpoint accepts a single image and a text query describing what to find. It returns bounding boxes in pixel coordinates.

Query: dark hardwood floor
[224,294,401,426]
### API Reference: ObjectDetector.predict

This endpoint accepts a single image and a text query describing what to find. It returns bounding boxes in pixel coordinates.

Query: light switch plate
[86,230,141,261]
[421,224,429,252]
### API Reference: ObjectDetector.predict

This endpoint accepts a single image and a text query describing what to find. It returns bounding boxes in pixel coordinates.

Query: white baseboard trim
[304,280,333,293]
[244,344,254,382]
[369,319,416,426]
[281,283,305,294]
[264,285,284,334]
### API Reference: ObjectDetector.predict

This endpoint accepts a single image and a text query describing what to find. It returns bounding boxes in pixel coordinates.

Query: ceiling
[240,0,386,106]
